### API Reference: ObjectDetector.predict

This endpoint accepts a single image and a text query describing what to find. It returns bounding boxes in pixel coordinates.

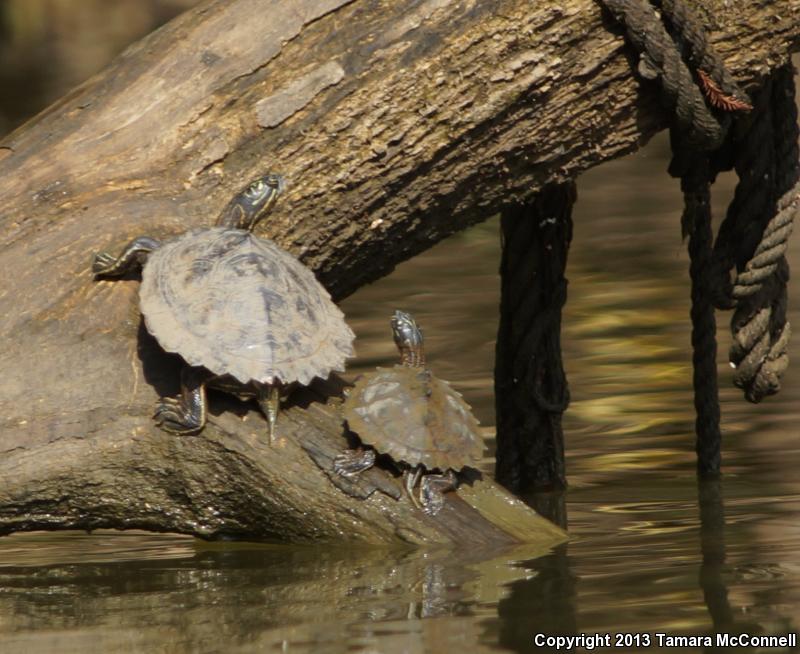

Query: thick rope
[652,0,751,112]
[710,79,778,309]
[598,0,798,473]
[675,142,721,472]
[599,0,736,473]
[599,0,726,149]
[495,183,575,491]
[723,66,799,402]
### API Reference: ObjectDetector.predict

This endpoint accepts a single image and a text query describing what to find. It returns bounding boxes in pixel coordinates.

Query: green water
[2,3,800,653]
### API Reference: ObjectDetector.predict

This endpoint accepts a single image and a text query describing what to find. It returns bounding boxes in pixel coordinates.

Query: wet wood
[0,0,797,543]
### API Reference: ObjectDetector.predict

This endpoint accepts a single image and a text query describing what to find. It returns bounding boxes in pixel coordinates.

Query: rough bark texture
[0,0,797,543]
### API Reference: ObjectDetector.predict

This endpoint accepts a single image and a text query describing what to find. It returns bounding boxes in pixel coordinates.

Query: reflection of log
[0,532,554,651]
[0,0,796,543]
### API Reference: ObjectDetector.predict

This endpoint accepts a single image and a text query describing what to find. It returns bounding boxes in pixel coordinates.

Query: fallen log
[0,0,796,543]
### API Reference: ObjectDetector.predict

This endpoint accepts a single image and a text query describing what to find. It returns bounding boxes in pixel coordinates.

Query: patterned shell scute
[343,366,484,471]
[140,227,354,385]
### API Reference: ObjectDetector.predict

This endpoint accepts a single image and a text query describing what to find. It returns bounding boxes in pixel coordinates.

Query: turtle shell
[140,226,354,385]
[343,366,484,471]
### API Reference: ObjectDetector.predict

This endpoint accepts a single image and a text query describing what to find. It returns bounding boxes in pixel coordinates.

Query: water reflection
[491,546,578,651]
[698,479,736,633]
[487,478,800,654]
[0,535,553,653]
[4,468,800,652]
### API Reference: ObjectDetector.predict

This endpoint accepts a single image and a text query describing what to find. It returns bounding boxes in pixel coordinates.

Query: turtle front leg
[419,470,458,516]
[256,384,282,445]
[92,236,162,277]
[154,366,209,435]
[333,448,377,477]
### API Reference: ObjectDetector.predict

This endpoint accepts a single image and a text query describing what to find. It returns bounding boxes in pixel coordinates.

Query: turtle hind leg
[403,465,424,510]
[154,366,208,435]
[333,448,376,477]
[419,470,458,516]
[256,384,281,445]
[92,235,161,277]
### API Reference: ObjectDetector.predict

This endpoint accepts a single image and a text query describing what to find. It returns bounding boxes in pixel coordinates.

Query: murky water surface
[2,4,800,653]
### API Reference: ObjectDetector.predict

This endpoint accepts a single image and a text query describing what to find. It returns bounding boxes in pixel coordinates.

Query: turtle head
[216,173,286,231]
[391,310,426,368]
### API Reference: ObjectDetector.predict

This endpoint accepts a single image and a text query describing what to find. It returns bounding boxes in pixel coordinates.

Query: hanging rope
[714,67,799,402]
[597,0,798,473]
[674,142,721,471]
[495,182,574,492]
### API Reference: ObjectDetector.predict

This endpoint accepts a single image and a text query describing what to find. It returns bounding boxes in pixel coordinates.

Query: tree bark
[0,0,797,543]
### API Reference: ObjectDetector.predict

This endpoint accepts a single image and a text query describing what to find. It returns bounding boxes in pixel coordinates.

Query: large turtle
[334,310,484,515]
[92,174,354,442]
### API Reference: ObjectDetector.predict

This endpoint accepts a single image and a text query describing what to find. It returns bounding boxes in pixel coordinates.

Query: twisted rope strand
[495,184,574,491]
[651,0,751,110]
[599,0,725,149]
[724,65,798,402]
[676,146,721,472]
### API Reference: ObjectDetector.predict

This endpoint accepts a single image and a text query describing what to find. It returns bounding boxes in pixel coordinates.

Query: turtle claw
[154,395,204,435]
[91,236,161,277]
[403,467,424,510]
[333,449,376,477]
[419,470,458,517]
[92,252,118,275]
[420,485,446,516]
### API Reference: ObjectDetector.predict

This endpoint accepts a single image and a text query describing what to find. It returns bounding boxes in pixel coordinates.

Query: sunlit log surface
[0,0,797,543]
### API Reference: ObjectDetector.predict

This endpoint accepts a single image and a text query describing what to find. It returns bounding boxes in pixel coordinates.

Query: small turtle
[334,310,484,515]
[92,174,354,442]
